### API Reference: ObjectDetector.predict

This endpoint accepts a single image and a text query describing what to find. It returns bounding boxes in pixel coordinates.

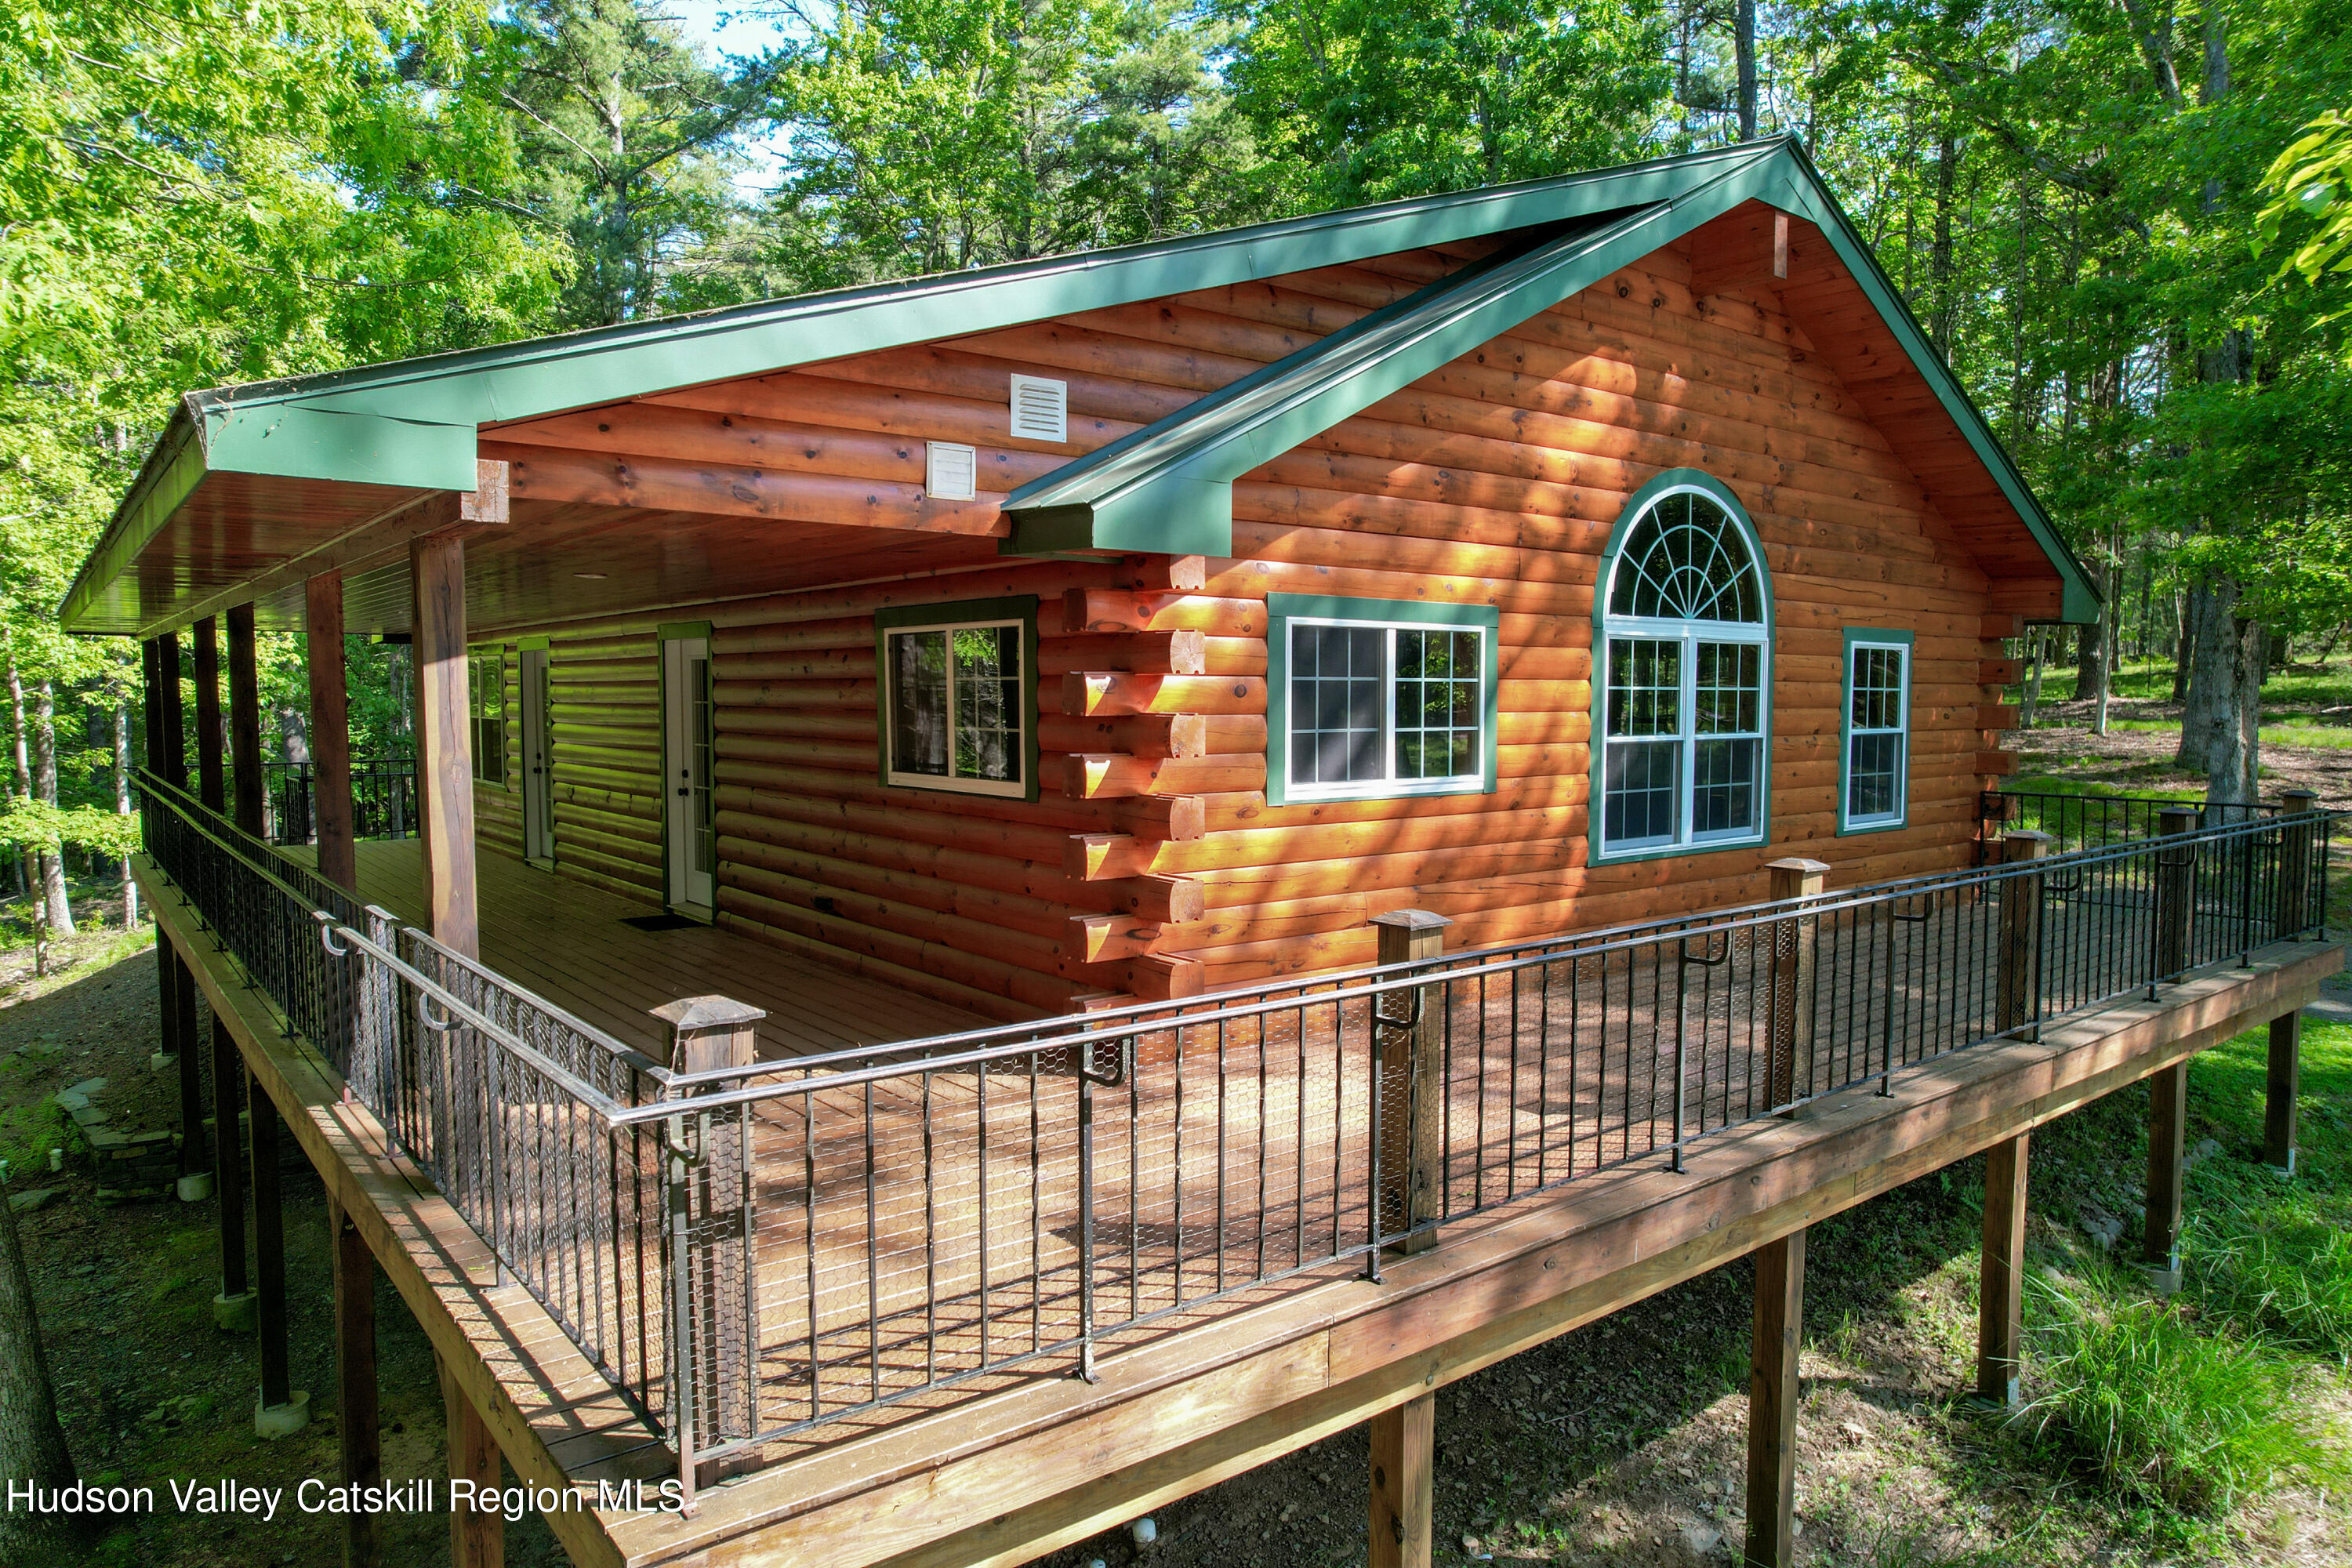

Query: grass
[2191,1207,2352,1365]
[2033,656,2352,712]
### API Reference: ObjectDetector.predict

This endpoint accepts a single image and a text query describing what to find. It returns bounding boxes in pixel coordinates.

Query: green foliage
[2016,1271,2347,1515]
[2259,107,2352,289]
[2190,1206,2352,1366]
[0,799,140,860]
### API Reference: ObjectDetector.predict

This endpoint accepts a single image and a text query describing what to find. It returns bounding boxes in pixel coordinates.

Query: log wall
[472,234,2021,1015]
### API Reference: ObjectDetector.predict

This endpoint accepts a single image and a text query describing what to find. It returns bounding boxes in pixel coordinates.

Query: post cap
[2281,788,2321,805]
[2002,830,2053,859]
[1368,909,1452,931]
[1764,857,1833,875]
[2158,804,2201,831]
[650,994,768,1033]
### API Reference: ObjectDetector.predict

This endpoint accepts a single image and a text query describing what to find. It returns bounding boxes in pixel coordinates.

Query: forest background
[5,0,2351,936]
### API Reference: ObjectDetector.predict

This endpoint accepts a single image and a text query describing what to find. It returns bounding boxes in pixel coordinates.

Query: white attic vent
[1009,374,1068,443]
[925,441,977,501]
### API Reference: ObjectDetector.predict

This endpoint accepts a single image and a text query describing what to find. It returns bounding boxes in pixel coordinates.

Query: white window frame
[467,648,507,788]
[1279,615,1489,804]
[1840,633,1911,833]
[883,615,1029,799]
[1592,480,1772,861]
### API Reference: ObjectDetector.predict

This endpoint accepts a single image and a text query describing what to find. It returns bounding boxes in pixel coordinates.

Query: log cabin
[67,137,2336,1568]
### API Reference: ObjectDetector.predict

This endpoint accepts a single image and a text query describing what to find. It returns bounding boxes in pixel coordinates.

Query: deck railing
[1980,786,2288,859]
[137,771,760,1513]
[263,757,419,846]
[136,770,2333,1503]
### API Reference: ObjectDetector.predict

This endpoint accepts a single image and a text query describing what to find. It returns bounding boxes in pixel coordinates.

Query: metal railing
[263,757,419,846]
[137,769,2333,1496]
[1980,787,2289,860]
[590,806,2331,1452]
[137,771,759,1515]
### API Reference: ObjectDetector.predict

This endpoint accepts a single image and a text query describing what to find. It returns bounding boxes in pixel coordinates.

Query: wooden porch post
[306,573,358,893]
[438,1354,504,1568]
[228,602,266,838]
[211,1012,253,1330]
[1996,832,2050,1039]
[2265,1011,2300,1176]
[249,1073,308,1433]
[2142,1059,2188,1294]
[156,629,187,789]
[1744,1229,1805,1568]
[411,534,478,958]
[1369,1391,1434,1568]
[1370,909,1450,1257]
[193,615,226,813]
[1976,1133,2029,1408]
[2278,789,2320,940]
[333,1199,382,1568]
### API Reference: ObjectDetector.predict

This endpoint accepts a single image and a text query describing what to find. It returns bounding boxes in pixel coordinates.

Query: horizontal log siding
[548,626,663,904]
[477,236,2013,1009]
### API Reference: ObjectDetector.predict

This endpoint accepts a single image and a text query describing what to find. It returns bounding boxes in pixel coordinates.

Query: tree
[0,1184,82,1563]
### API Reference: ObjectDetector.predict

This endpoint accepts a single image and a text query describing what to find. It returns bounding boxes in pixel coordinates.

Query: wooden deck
[297,839,995,1061]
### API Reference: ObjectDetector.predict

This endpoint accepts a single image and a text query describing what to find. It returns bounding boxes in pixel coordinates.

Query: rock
[1681,1524,1723,1555]
[2186,1137,2225,1170]
[69,1105,110,1127]
[52,1091,89,1113]
[64,1077,106,1098]
[1839,1420,1869,1442]
[6,1189,59,1213]
[2079,1209,2125,1251]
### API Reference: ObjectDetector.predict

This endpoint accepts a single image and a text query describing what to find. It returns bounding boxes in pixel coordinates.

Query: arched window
[1593,477,1771,858]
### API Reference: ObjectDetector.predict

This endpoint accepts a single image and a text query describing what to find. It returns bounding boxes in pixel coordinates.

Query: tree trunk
[2020,629,2048,728]
[2172,591,2198,703]
[113,698,136,931]
[2182,579,2262,804]
[1734,0,1759,138]
[2078,559,2111,718]
[278,701,310,766]
[0,1192,85,1561]
[31,681,72,938]
[5,653,34,902]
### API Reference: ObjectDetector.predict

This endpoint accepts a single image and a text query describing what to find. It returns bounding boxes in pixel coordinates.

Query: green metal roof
[64,135,2097,630]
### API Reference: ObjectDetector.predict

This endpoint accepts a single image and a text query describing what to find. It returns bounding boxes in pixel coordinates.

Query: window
[1593,477,1770,858]
[1841,631,1911,832]
[876,598,1038,798]
[468,648,507,786]
[1267,595,1498,805]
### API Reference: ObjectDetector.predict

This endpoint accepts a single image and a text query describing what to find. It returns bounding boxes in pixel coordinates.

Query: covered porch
[285,837,993,1062]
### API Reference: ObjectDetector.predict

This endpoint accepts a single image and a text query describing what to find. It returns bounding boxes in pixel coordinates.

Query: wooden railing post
[2154,804,2199,979]
[2278,788,2320,939]
[1996,832,2050,1039]
[652,994,766,1483]
[1764,858,1828,1109]
[1370,910,1451,1257]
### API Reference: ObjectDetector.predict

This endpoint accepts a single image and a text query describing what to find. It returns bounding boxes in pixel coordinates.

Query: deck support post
[1368,1390,1434,1568]
[249,1073,308,1434]
[169,927,209,1200]
[1744,1228,1805,1568]
[1764,858,1828,1108]
[1997,832,2050,1040]
[307,573,358,894]
[193,615,225,812]
[228,603,266,838]
[411,534,479,958]
[437,1353,505,1568]
[1975,1133,2028,1407]
[2142,1059,2188,1293]
[210,1012,253,1331]
[333,1198,382,1568]
[2265,1011,2299,1176]
[1370,910,1451,1257]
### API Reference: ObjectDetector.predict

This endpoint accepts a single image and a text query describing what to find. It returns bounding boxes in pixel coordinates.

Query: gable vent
[925,441,977,501]
[1009,375,1068,443]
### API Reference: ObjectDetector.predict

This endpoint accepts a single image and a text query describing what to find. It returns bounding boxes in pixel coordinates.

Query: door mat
[622,913,700,932]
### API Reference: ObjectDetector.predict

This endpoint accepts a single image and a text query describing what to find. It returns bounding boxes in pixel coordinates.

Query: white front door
[662,635,715,911]
[520,648,554,863]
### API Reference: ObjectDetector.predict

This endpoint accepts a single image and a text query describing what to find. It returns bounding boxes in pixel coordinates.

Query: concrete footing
[253,1389,310,1439]
[212,1290,257,1333]
[177,1171,215,1203]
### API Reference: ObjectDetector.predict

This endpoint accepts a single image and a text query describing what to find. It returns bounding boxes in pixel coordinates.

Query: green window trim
[1265,593,1500,808]
[466,645,510,789]
[1838,627,1914,836]
[1588,470,1775,866]
[873,596,1041,803]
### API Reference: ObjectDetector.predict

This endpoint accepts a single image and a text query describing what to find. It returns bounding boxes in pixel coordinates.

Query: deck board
[303,839,995,1060]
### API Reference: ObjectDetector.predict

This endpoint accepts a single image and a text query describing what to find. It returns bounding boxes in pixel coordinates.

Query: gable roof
[64,136,2096,633]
